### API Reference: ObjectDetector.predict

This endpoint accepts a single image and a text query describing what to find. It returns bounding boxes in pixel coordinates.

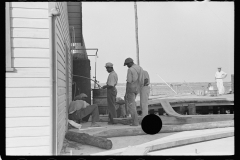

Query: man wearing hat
[124,58,145,126]
[68,93,101,127]
[101,62,118,124]
[215,67,227,95]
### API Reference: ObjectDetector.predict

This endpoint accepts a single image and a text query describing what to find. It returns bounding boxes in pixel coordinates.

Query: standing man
[101,62,118,125]
[140,70,150,123]
[215,67,227,95]
[124,58,145,126]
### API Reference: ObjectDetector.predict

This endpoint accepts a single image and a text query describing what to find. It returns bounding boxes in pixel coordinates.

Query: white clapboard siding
[58,70,65,81]
[6,78,50,88]
[58,100,66,113]
[6,97,50,107]
[58,78,66,88]
[5,68,50,78]
[12,48,49,58]
[11,2,48,9]
[13,58,50,68]
[6,126,50,138]
[12,38,49,48]
[58,94,66,105]
[57,61,65,73]
[6,146,51,155]
[12,28,49,39]
[58,87,66,96]
[11,18,48,28]
[11,8,48,19]
[6,136,50,148]
[6,117,50,127]
[6,88,50,97]
[6,107,50,118]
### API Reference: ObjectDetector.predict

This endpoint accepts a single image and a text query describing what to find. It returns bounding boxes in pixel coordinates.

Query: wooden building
[5,2,86,155]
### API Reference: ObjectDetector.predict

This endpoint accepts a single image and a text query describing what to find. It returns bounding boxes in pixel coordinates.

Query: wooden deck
[136,93,234,111]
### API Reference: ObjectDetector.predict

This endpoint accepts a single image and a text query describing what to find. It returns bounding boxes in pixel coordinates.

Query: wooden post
[231,74,234,93]
[134,2,140,65]
[65,131,113,150]
[188,103,196,115]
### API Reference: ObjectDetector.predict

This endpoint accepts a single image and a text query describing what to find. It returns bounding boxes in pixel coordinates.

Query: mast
[134,2,140,65]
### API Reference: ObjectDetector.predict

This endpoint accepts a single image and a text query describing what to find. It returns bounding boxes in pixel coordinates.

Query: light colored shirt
[107,70,118,86]
[126,64,144,84]
[68,100,89,114]
[215,71,227,79]
[143,70,150,85]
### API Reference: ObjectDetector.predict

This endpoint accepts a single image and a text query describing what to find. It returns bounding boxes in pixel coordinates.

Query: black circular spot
[141,114,162,135]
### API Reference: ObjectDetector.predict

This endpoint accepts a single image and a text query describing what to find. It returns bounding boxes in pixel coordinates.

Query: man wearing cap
[68,93,101,127]
[124,58,145,126]
[215,67,227,95]
[140,70,150,122]
[101,62,118,124]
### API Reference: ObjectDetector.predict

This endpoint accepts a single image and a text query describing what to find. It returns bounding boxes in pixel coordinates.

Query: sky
[82,1,234,83]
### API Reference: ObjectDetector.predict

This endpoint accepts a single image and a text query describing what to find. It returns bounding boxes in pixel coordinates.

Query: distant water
[91,82,232,99]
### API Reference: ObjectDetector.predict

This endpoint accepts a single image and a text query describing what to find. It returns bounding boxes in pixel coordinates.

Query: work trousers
[107,87,117,122]
[140,86,150,120]
[126,92,139,125]
[68,104,99,124]
[216,79,225,94]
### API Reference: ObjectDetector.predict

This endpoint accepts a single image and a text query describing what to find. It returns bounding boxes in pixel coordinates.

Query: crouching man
[68,93,101,127]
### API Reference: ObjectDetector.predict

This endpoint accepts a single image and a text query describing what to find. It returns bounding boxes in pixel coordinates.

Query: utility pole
[134,2,140,65]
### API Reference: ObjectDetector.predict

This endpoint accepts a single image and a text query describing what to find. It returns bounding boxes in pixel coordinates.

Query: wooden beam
[92,120,234,138]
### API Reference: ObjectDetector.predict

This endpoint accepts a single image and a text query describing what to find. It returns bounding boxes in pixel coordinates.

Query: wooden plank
[12,48,49,58]
[58,93,66,105]
[11,2,48,9]
[11,8,48,19]
[6,88,50,97]
[6,126,50,138]
[58,101,66,114]
[57,50,66,67]
[58,87,66,96]
[11,28,49,39]
[67,6,80,12]
[70,24,81,29]
[58,78,66,87]
[13,58,49,68]
[6,107,50,117]
[6,136,50,148]
[12,38,49,48]
[67,2,81,6]
[57,113,66,130]
[6,78,50,87]
[6,97,50,107]
[57,61,65,74]
[68,13,81,18]
[58,70,66,81]
[6,146,51,155]
[6,68,50,78]
[69,19,81,25]
[11,18,48,28]
[6,117,50,127]
[91,120,234,138]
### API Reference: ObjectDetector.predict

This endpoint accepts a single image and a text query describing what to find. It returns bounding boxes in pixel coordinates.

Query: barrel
[92,88,108,115]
